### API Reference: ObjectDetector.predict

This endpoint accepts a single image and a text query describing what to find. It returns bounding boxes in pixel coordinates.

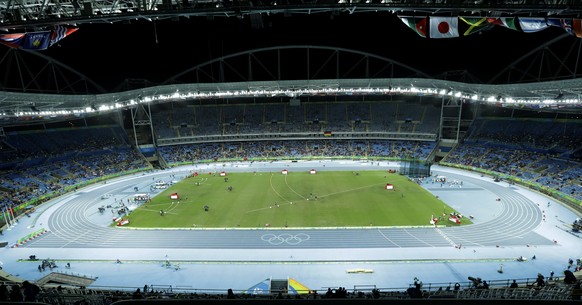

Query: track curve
[23,163,553,249]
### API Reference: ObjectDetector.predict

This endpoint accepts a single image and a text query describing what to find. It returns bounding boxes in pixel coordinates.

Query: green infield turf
[122,171,471,228]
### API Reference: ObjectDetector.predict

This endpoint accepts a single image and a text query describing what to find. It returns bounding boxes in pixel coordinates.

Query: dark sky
[39,12,571,90]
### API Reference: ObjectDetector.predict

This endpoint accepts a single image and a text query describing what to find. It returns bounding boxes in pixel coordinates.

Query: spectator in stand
[0,283,9,301]
[21,280,41,302]
[572,280,581,300]
[227,288,235,299]
[535,273,546,287]
[564,269,577,284]
[10,284,23,302]
[132,288,143,299]
[407,283,423,298]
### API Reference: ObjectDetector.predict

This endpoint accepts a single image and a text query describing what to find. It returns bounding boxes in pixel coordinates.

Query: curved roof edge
[0,77,581,118]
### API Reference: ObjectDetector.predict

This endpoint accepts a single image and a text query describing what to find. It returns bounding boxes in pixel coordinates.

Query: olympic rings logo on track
[261,233,310,245]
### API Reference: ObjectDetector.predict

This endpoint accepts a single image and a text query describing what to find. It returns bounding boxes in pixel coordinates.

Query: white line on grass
[246,182,386,214]
[315,183,386,200]
[269,173,293,204]
[245,175,296,213]
[284,174,307,201]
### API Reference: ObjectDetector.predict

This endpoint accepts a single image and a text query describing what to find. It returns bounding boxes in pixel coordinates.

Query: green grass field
[124,170,470,228]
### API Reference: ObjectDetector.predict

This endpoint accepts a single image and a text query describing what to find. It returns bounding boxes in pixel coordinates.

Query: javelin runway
[21,162,554,250]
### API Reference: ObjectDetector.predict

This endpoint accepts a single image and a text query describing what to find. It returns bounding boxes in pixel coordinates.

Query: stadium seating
[1,101,581,303]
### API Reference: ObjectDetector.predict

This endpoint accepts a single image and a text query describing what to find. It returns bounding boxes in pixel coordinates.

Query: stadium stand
[0,271,581,303]
[1,100,581,303]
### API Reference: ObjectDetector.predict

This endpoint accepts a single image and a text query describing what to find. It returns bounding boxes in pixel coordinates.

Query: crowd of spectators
[445,118,582,201]
[1,105,582,303]
[0,126,151,212]
[0,271,579,303]
[157,140,435,164]
[151,101,441,138]
[1,106,581,224]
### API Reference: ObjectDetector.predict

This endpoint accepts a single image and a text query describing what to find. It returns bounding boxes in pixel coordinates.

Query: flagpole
[8,207,16,227]
[3,207,12,229]
[2,208,7,227]
[7,207,13,228]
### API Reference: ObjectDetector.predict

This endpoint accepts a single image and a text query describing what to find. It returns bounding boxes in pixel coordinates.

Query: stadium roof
[1,1,580,32]
[1,1,582,123]
[1,77,581,119]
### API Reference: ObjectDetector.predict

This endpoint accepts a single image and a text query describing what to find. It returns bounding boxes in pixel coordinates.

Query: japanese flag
[430,17,459,38]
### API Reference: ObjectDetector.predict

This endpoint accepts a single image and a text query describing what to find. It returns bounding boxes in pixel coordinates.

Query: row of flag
[399,16,582,39]
[0,25,78,50]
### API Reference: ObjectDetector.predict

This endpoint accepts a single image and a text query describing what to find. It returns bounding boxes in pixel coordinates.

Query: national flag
[170,193,179,200]
[398,16,427,38]
[324,131,332,137]
[21,31,52,50]
[0,25,78,50]
[545,18,564,28]
[518,17,550,33]
[561,19,575,36]
[50,25,79,47]
[0,31,51,50]
[487,17,520,31]
[0,33,25,48]
[460,17,494,36]
[546,18,582,37]
[574,19,582,38]
[429,17,459,38]
[288,278,311,295]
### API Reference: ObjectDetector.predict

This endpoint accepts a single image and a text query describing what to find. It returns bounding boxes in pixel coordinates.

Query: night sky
[29,12,575,90]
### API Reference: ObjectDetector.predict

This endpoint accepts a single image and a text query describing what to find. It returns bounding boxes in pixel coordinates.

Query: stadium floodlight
[0,78,581,120]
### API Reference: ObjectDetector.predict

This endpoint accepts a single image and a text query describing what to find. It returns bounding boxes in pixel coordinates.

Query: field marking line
[269,173,292,204]
[316,183,386,200]
[60,230,93,248]
[284,174,307,200]
[434,227,458,248]
[245,206,275,213]
[164,201,181,214]
[245,181,386,214]
[401,228,436,247]
[377,228,401,247]
[245,175,294,214]
[193,177,208,185]
[138,202,179,214]
[139,208,167,213]
[142,202,173,207]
